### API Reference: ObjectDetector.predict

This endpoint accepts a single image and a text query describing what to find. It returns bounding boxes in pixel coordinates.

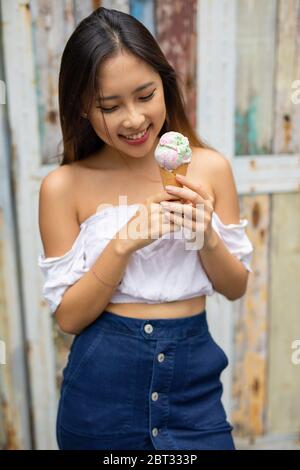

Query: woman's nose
[123,107,145,129]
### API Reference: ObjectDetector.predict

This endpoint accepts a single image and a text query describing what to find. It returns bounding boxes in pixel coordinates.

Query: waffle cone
[158,163,189,189]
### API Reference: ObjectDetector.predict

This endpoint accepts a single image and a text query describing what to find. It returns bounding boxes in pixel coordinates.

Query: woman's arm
[198,232,249,300]
[39,167,134,335]
[162,150,251,301]
[55,239,133,335]
[197,154,249,300]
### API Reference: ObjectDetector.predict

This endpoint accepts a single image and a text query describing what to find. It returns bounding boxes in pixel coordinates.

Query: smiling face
[85,50,167,163]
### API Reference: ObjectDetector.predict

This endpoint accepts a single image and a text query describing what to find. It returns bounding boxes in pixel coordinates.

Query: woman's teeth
[123,127,148,140]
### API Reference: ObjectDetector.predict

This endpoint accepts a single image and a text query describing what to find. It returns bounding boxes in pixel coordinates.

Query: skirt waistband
[95,309,209,340]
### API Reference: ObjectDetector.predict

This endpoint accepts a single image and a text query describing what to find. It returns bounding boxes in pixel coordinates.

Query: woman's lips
[119,124,152,145]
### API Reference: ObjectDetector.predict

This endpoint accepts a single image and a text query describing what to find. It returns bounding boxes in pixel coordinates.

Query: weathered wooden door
[0,0,141,451]
[0,0,114,450]
[0,2,31,449]
[198,0,300,442]
[2,0,299,450]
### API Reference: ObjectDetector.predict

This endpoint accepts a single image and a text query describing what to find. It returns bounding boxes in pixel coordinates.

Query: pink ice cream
[154,131,192,171]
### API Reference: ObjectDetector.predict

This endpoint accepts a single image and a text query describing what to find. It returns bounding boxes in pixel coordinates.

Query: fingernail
[165,185,176,191]
[176,174,183,179]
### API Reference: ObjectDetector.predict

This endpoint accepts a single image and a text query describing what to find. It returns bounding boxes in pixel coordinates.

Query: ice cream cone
[154,131,192,204]
[159,162,189,189]
[159,163,189,204]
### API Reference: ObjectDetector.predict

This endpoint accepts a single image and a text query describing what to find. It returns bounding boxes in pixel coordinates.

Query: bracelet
[91,267,122,288]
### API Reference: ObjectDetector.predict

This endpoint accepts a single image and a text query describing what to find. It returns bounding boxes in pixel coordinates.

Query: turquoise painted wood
[235,0,277,155]
[130,0,155,36]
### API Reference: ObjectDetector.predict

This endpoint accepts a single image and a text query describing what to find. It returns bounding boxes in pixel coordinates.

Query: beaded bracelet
[91,267,122,288]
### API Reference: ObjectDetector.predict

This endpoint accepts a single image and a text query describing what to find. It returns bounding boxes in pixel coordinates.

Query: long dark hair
[58,6,215,165]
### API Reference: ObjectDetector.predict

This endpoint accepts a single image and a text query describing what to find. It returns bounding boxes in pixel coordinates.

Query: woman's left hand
[160,173,217,249]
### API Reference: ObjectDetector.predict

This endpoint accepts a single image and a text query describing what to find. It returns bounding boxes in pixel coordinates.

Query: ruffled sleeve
[38,228,89,314]
[211,212,254,272]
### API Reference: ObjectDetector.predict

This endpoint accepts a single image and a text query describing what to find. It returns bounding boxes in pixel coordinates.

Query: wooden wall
[232,0,300,442]
[0,0,299,449]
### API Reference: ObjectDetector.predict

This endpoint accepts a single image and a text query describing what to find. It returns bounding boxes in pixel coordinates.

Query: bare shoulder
[40,164,76,193]
[39,165,80,258]
[39,165,77,219]
[192,146,231,174]
[191,147,229,193]
[192,146,235,187]
[192,147,240,224]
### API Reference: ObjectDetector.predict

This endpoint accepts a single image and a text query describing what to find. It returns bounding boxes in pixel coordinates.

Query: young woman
[38,7,253,450]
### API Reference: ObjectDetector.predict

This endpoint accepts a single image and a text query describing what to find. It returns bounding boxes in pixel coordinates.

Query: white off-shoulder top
[38,204,254,314]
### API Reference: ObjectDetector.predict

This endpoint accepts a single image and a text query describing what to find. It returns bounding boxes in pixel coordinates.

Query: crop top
[38,204,254,314]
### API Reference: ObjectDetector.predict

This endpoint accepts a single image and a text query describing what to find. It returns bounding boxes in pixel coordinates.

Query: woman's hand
[159,173,217,250]
[115,191,182,253]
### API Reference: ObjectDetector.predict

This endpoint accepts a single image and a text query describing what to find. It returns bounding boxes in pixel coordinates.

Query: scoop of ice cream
[154,131,192,171]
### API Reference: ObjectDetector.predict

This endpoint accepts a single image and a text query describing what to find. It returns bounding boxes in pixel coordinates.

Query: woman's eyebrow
[97,81,155,102]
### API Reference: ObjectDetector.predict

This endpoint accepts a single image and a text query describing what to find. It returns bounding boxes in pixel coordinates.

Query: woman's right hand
[115,191,182,254]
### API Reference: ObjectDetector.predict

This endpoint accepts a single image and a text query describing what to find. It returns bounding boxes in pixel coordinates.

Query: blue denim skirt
[56,309,235,450]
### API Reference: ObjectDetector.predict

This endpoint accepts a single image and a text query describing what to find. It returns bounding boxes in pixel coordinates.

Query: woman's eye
[140,90,156,101]
[97,89,156,113]
[98,105,118,113]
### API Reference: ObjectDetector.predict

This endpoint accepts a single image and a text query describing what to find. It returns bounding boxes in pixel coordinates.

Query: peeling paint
[260,228,266,242]
[156,0,197,127]
[46,110,57,125]
[232,195,269,437]
[0,398,18,450]
[252,201,261,227]
[283,114,292,149]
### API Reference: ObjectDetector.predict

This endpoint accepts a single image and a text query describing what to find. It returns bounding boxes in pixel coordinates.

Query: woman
[38,7,253,450]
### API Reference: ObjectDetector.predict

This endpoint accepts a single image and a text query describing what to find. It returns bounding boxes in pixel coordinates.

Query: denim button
[151,392,158,401]
[152,427,159,437]
[144,324,153,334]
[157,353,165,362]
